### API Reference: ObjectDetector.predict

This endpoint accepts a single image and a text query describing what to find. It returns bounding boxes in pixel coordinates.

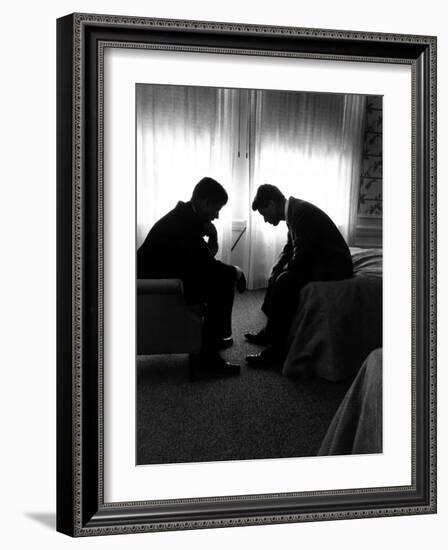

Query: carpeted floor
[136,290,351,465]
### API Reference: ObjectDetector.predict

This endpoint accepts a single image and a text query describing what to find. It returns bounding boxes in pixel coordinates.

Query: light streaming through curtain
[247,90,366,288]
[136,84,366,288]
[136,84,238,264]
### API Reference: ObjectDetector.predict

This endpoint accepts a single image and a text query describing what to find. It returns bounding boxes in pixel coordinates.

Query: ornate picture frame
[57,13,436,536]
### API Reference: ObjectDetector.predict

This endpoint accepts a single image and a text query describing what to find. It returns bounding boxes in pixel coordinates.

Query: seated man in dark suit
[246,184,353,367]
[137,177,246,374]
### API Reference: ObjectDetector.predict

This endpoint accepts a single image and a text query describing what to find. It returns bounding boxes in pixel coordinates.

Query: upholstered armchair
[137,279,203,355]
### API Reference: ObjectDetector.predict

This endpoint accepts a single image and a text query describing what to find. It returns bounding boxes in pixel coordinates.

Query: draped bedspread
[318,348,383,455]
[282,248,382,381]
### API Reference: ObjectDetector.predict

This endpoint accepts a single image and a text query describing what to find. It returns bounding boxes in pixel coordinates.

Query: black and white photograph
[135,83,383,465]
[54,9,436,539]
[2,0,444,545]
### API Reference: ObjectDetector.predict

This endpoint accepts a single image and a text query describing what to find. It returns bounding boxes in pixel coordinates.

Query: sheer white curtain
[136,84,238,264]
[247,90,365,288]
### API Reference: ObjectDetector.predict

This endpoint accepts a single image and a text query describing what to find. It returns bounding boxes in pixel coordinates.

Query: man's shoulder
[288,197,311,219]
[288,198,332,232]
[152,201,190,227]
[149,201,203,246]
[289,197,325,217]
[289,197,314,209]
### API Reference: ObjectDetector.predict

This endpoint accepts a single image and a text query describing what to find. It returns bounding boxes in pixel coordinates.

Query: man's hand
[203,222,219,256]
[234,266,247,293]
[203,221,218,239]
[268,266,286,286]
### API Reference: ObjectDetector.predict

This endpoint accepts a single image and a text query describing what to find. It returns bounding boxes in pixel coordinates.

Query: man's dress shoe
[213,335,234,350]
[246,347,282,369]
[191,352,240,378]
[211,358,240,375]
[244,328,269,346]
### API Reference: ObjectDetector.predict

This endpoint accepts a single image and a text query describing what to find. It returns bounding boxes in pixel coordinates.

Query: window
[137,84,365,287]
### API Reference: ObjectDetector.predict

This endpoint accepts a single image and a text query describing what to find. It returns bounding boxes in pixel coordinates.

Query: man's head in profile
[191,177,228,223]
[252,184,286,226]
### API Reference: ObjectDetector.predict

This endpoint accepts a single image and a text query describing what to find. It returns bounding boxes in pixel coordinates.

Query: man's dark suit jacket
[137,201,236,303]
[271,197,353,285]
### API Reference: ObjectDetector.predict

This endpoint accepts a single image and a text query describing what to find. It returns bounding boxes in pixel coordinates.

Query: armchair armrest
[136,278,203,355]
[137,278,184,295]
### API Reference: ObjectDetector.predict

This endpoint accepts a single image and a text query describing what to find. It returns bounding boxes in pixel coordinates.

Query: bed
[318,347,383,455]
[282,247,382,381]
